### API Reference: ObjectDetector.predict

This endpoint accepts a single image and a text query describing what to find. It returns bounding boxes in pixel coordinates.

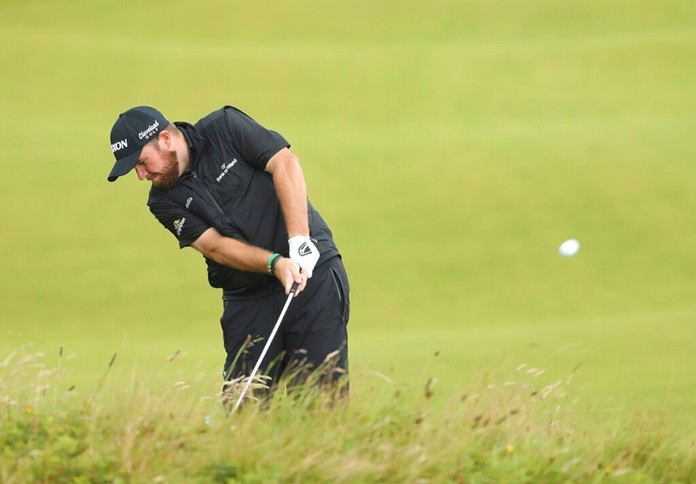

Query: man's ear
[157,129,172,149]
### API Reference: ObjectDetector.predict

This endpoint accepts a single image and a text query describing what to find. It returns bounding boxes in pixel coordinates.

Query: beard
[152,146,181,190]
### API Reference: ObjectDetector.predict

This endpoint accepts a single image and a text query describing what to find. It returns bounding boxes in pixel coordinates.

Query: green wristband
[267,253,281,275]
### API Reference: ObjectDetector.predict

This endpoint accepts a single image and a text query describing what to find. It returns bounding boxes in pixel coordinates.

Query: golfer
[107,105,349,399]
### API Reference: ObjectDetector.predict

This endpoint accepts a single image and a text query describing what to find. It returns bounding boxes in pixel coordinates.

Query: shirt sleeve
[222,106,290,170]
[148,194,211,249]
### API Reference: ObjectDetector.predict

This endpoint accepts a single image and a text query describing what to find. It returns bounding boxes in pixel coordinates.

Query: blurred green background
[1,0,694,433]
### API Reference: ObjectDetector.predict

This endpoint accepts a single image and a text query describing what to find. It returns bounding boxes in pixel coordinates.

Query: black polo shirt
[147,106,339,299]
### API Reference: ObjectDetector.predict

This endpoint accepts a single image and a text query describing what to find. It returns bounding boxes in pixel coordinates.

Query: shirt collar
[174,121,206,169]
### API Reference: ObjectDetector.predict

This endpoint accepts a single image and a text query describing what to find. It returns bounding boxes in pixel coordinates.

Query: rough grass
[1,0,695,439]
[2,346,693,483]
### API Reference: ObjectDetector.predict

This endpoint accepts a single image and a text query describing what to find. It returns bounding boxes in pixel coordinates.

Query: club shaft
[232,283,298,412]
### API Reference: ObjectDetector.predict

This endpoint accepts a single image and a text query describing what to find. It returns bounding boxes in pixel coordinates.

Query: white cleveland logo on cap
[138,120,160,140]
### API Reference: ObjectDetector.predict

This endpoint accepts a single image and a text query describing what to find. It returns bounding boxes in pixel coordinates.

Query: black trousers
[221,256,349,388]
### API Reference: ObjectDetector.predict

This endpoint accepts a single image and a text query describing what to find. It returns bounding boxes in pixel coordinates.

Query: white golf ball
[559,239,580,257]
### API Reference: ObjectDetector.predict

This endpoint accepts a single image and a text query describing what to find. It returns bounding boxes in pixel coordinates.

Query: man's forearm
[191,226,307,294]
[192,227,271,273]
[266,148,310,237]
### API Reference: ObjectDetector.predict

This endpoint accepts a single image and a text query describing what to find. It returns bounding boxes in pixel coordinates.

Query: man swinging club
[106,105,350,402]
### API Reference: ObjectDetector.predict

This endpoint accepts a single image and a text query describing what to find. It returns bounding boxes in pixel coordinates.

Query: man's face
[134,140,180,190]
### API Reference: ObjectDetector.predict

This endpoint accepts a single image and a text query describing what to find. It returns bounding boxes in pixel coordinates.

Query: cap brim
[107,150,140,182]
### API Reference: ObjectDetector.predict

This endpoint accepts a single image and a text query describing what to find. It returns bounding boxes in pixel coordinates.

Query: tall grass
[1,345,693,483]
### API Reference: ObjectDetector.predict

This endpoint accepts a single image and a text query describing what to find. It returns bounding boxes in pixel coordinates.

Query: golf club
[231,281,299,413]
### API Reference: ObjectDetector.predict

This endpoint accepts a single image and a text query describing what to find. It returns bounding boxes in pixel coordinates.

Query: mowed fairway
[1,0,695,478]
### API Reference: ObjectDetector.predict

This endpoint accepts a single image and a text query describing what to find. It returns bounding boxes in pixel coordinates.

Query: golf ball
[559,239,580,257]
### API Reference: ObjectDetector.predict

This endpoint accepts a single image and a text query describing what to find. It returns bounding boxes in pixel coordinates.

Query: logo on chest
[216,158,238,182]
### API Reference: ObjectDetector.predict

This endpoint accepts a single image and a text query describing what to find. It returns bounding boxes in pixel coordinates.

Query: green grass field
[1,0,695,481]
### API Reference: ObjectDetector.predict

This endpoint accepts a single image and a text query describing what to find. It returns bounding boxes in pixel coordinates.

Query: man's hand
[274,256,307,296]
[288,235,320,278]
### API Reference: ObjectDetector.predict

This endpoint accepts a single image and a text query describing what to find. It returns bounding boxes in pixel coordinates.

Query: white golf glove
[288,235,320,278]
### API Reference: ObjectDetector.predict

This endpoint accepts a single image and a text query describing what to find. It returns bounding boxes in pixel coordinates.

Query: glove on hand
[288,235,320,278]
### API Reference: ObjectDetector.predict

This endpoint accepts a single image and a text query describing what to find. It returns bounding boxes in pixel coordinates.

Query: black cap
[108,106,169,182]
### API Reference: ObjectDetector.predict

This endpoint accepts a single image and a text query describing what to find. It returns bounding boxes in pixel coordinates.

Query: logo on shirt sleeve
[173,217,187,237]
